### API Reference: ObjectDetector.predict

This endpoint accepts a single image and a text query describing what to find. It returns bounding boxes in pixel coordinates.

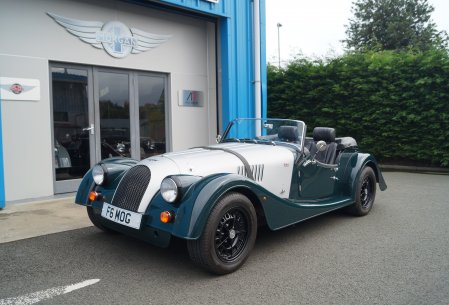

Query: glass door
[136,74,167,159]
[94,70,168,161]
[52,65,168,194]
[94,70,132,161]
[51,65,95,194]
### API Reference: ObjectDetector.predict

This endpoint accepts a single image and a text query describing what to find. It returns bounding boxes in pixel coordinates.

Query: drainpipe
[254,0,262,136]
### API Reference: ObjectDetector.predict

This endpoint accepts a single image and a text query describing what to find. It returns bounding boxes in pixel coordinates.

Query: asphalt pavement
[0,172,448,305]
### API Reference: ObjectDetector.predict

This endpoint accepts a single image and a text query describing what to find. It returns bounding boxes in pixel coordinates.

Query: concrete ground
[0,195,91,244]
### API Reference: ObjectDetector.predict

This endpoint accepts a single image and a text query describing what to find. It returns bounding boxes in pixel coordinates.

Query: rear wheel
[187,192,257,275]
[87,206,116,233]
[346,166,377,216]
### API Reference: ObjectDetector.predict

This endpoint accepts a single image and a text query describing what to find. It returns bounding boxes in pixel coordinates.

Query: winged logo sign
[47,12,172,58]
[0,77,40,101]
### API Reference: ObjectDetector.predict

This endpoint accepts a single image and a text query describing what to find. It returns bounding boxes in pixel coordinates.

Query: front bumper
[89,202,172,248]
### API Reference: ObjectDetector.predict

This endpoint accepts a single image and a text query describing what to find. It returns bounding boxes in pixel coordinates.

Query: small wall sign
[179,90,204,107]
[0,77,40,101]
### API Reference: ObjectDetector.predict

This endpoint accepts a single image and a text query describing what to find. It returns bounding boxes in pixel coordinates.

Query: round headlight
[160,177,178,203]
[92,164,105,185]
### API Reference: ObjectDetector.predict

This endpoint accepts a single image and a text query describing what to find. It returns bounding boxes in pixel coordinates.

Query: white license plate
[101,203,142,229]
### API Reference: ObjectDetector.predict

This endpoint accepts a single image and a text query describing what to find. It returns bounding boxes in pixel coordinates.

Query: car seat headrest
[278,126,299,142]
[313,127,336,143]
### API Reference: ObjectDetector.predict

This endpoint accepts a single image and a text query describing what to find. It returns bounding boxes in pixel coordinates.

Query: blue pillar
[220,0,259,131]
[259,0,268,119]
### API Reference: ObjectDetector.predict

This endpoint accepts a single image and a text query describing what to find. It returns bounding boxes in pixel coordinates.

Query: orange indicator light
[160,211,174,223]
[88,191,98,202]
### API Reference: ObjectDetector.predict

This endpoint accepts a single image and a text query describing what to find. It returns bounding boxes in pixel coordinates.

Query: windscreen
[222,118,305,148]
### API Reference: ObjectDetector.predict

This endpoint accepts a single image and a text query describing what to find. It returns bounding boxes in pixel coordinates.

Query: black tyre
[87,206,116,233]
[187,192,257,275]
[346,166,377,216]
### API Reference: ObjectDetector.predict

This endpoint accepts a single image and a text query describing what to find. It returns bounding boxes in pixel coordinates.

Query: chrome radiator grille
[111,165,151,212]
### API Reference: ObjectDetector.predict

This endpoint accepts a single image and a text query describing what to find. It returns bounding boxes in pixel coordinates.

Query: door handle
[83,124,95,135]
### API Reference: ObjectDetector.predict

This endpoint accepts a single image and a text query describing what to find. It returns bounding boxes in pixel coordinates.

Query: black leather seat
[309,127,337,164]
[278,126,300,143]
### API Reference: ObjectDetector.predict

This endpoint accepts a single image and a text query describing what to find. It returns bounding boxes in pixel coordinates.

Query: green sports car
[76,118,387,274]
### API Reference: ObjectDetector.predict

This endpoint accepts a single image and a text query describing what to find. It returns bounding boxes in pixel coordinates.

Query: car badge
[10,83,23,95]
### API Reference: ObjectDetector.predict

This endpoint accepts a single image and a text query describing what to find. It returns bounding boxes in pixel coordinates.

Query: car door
[298,161,337,200]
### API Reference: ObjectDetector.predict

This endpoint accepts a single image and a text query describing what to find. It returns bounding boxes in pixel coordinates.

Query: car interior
[304,127,358,165]
[251,124,358,166]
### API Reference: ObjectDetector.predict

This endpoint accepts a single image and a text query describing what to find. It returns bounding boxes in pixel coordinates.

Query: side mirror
[216,134,222,143]
[303,140,328,167]
[316,140,327,152]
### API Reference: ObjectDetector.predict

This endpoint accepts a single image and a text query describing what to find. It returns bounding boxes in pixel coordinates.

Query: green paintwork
[75,157,137,205]
[75,147,387,248]
[75,168,94,205]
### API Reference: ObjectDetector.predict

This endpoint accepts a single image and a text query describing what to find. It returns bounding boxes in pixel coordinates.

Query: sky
[265,0,449,65]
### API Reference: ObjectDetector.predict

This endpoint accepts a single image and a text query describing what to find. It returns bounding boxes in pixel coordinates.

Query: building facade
[0,0,267,207]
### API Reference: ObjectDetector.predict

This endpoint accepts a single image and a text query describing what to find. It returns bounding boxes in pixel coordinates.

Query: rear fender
[348,154,387,201]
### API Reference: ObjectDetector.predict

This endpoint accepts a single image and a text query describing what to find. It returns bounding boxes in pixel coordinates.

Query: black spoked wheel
[360,176,374,209]
[87,206,116,233]
[215,208,249,263]
[346,166,377,216]
[187,192,257,275]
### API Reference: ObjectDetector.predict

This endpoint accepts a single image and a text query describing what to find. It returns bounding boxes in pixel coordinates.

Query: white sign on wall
[47,12,172,59]
[0,77,40,101]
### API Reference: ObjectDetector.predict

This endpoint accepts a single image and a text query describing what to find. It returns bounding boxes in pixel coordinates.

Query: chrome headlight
[92,164,105,185]
[160,177,178,203]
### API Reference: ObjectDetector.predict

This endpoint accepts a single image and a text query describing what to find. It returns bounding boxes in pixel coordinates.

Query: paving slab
[0,197,92,243]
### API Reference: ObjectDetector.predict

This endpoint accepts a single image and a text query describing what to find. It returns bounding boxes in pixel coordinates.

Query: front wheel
[346,166,377,216]
[187,192,257,275]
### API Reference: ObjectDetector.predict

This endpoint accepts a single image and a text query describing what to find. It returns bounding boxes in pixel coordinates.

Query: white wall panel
[0,0,216,201]
[0,56,53,201]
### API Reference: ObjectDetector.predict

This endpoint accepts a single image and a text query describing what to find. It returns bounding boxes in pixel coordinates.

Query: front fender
[183,174,259,239]
[75,168,95,205]
[150,173,264,240]
[75,157,138,206]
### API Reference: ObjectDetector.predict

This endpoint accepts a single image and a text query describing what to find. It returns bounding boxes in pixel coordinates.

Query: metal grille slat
[111,165,151,212]
[237,164,264,182]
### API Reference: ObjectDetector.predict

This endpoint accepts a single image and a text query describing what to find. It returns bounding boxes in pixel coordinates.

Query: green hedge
[268,50,449,166]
